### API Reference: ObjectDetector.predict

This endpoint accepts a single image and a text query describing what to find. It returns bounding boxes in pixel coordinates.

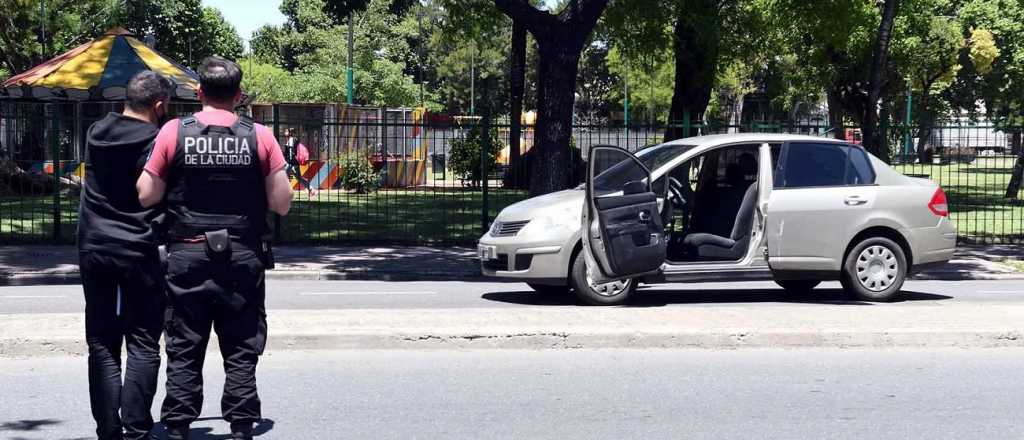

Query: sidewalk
[4,302,1024,356]
[0,243,1021,285]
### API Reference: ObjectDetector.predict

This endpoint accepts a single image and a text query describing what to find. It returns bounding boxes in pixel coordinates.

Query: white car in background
[478,134,957,305]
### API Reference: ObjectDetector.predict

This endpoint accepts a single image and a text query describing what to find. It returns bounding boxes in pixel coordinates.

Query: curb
[3,330,1024,358]
[0,269,486,286]
[2,269,1022,286]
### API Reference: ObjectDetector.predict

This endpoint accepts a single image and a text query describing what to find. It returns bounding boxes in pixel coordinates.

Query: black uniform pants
[160,243,268,429]
[80,250,165,440]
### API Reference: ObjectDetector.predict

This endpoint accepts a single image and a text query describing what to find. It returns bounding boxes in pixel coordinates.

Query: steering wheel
[667,177,687,208]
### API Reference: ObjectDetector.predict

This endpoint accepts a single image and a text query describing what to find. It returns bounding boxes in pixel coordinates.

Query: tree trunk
[664,0,720,142]
[531,41,580,195]
[862,0,899,159]
[508,20,527,189]
[1007,152,1024,199]
[1006,141,1024,199]
[493,0,609,196]
[915,92,934,164]
[827,88,845,140]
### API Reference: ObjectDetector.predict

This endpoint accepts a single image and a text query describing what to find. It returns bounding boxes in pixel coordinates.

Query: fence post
[480,108,490,234]
[903,80,913,160]
[50,105,62,243]
[683,110,691,138]
[271,104,282,241]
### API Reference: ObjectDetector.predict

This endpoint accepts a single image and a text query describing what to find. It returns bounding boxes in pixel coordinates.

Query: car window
[777,143,847,188]
[712,145,759,189]
[846,147,875,185]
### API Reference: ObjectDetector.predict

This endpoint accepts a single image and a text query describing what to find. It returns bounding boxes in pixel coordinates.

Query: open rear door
[582,146,667,284]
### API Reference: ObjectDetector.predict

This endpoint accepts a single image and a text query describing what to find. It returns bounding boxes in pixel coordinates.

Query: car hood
[496,188,584,222]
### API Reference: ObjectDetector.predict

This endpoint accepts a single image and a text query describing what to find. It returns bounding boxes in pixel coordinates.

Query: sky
[202,0,286,42]
[203,0,562,43]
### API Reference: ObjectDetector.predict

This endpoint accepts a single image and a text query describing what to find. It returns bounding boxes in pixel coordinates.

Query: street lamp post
[470,48,476,116]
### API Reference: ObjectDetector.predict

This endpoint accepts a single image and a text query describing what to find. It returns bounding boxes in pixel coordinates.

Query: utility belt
[160,229,275,270]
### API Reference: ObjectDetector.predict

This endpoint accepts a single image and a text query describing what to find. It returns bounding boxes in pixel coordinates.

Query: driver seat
[681,182,758,261]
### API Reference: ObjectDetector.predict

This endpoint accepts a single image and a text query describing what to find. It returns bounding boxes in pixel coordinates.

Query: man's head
[125,70,173,124]
[197,56,242,108]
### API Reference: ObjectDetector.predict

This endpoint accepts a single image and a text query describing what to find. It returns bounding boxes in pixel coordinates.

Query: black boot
[165,424,190,440]
[230,422,254,440]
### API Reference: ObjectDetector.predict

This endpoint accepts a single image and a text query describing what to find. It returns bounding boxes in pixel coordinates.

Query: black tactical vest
[165,116,268,239]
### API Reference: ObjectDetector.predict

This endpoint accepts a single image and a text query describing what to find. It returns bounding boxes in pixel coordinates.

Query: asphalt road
[1,279,1023,314]
[1,348,1022,440]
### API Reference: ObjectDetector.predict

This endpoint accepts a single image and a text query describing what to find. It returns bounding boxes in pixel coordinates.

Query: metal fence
[1,101,1022,245]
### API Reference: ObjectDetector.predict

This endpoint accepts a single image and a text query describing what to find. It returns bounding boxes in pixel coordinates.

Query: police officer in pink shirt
[136,56,292,440]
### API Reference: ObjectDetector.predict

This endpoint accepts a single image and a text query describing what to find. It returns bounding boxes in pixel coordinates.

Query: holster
[259,235,276,270]
[204,229,232,262]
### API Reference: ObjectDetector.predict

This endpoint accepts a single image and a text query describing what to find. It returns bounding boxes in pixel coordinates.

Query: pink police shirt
[144,109,287,179]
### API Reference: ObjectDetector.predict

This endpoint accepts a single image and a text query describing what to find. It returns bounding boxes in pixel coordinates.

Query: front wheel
[569,251,636,306]
[840,237,907,302]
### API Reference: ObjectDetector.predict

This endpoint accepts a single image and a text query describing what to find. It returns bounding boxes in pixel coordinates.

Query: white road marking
[0,295,67,299]
[299,291,438,296]
[978,291,1023,294]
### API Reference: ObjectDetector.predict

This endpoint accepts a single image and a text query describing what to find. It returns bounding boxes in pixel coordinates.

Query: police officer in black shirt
[78,70,173,440]
[137,56,292,440]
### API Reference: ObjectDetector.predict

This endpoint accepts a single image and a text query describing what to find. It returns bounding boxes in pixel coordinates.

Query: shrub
[448,124,503,188]
[337,150,380,193]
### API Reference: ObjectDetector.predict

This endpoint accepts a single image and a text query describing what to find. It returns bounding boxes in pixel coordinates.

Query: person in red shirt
[136,56,292,440]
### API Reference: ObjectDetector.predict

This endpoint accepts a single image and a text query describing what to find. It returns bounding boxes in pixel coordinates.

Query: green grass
[894,155,1023,242]
[280,187,527,244]
[0,187,528,245]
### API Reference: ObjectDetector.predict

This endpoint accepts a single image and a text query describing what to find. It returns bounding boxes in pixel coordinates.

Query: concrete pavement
[1,243,1022,285]
[2,348,1023,439]
[3,279,1024,356]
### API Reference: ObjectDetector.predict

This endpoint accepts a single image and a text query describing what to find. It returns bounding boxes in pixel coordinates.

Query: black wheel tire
[840,237,907,302]
[775,280,821,294]
[568,251,636,306]
[526,283,570,296]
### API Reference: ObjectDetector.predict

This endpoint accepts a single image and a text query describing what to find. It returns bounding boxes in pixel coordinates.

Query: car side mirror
[623,180,647,195]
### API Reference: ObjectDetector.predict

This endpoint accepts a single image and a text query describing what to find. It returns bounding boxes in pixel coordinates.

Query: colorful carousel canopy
[1,28,199,101]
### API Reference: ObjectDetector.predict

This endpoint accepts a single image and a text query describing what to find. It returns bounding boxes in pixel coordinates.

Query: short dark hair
[198,56,242,103]
[125,71,172,112]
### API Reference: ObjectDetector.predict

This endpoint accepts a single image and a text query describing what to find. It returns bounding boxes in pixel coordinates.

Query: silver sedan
[478,133,956,305]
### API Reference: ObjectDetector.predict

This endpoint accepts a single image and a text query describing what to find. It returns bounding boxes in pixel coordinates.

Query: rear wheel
[526,283,570,296]
[840,237,907,302]
[775,280,821,294]
[569,251,636,306]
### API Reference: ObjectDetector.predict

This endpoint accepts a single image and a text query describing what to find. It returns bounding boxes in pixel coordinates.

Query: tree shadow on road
[481,288,952,307]
[152,418,275,439]
[0,419,62,432]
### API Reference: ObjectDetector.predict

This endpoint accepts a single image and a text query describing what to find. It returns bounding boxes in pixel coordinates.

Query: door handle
[844,196,868,206]
[639,210,652,223]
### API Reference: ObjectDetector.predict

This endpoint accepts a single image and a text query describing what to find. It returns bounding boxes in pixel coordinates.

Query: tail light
[928,187,949,217]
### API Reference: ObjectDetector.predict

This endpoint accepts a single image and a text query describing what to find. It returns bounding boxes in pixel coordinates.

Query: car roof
[661,133,848,149]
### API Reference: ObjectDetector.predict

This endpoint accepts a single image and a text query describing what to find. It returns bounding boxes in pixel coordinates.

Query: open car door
[583,146,667,284]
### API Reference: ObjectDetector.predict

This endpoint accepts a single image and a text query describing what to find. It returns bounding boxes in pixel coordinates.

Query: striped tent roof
[1,28,200,101]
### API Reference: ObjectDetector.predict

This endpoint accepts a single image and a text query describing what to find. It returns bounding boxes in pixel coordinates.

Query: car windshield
[589,143,695,193]
[636,143,695,171]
